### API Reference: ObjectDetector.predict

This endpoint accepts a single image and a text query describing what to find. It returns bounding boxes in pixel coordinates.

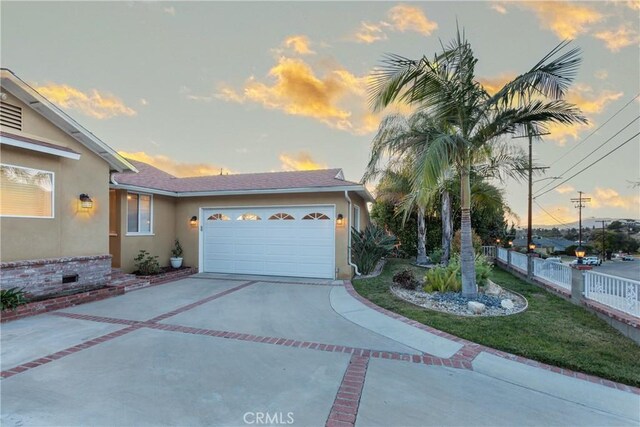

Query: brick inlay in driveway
[326,354,370,427]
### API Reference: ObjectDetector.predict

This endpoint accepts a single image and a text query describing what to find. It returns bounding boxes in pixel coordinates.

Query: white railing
[497,248,508,263]
[583,271,640,317]
[532,258,571,291]
[482,246,496,259]
[510,251,528,273]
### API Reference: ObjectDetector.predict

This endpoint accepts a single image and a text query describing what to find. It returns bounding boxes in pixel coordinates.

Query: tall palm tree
[369,31,587,297]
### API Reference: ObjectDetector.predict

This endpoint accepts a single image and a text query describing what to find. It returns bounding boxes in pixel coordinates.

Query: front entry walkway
[1,276,638,426]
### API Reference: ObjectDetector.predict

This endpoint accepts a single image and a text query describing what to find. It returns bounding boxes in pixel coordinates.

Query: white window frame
[126,191,154,236]
[0,163,55,219]
[353,205,361,231]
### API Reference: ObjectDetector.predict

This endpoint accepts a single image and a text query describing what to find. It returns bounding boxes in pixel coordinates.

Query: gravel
[390,284,527,317]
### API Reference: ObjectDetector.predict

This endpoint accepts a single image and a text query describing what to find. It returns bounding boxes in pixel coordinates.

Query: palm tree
[369,31,587,297]
[375,165,430,265]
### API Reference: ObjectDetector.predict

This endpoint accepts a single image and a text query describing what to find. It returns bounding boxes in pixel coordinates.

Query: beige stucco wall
[114,191,177,272]
[175,191,369,279]
[1,92,110,262]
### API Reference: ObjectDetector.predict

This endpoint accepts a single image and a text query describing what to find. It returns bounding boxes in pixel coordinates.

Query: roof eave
[0,69,137,173]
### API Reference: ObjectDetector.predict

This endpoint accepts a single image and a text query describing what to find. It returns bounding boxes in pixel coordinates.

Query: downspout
[344,191,361,276]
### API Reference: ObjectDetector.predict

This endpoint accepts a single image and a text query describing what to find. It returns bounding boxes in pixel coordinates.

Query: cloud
[352,22,389,44]
[555,185,576,194]
[591,187,640,211]
[490,2,508,14]
[139,98,149,106]
[478,74,515,96]
[163,6,175,15]
[387,4,438,36]
[279,152,327,171]
[35,83,136,119]
[119,151,231,177]
[283,35,315,55]
[593,25,640,52]
[594,69,609,80]
[213,56,378,134]
[534,204,576,226]
[517,2,603,39]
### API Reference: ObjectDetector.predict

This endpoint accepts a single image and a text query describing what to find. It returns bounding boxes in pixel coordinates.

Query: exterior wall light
[336,214,344,227]
[508,240,513,247]
[528,242,536,251]
[79,194,93,209]
[575,246,586,264]
[189,216,198,226]
[496,238,501,244]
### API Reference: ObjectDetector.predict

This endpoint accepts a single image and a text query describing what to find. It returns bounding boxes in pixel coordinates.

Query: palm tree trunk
[441,190,452,265]
[416,206,428,265]
[460,163,477,297]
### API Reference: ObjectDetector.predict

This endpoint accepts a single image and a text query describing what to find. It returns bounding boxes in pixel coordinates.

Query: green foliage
[392,269,420,290]
[1,287,27,310]
[171,239,184,258]
[428,248,444,264]
[423,254,492,292]
[424,263,461,293]
[451,229,483,254]
[351,224,398,275]
[134,250,161,276]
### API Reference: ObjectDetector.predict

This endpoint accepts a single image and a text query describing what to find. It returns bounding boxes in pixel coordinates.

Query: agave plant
[351,224,398,275]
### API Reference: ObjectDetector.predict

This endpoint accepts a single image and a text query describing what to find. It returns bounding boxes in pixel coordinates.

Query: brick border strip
[190,275,341,287]
[326,354,370,427]
[343,280,640,395]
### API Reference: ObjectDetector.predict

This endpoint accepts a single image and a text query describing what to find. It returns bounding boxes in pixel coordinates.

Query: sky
[2,1,639,228]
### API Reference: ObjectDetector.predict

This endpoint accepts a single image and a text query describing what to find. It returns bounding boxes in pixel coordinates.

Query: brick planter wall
[0,285,124,322]
[0,255,112,297]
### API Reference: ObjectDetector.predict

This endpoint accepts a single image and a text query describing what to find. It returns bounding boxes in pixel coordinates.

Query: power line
[533,200,572,228]
[548,93,640,167]
[535,115,640,195]
[535,131,640,198]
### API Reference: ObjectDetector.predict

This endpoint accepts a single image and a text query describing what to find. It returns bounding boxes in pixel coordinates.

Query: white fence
[482,246,496,259]
[497,248,509,263]
[510,251,528,273]
[532,258,571,291]
[583,271,640,317]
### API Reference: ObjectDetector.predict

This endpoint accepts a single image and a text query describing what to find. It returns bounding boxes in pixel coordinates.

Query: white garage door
[201,206,335,279]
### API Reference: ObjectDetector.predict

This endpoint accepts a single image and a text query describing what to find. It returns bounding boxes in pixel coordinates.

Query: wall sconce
[189,216,198,226]
[528,242,536,252]
[508,240,513,247]
[336,214,344,227]
[79,193,93,209]
[496,238,501,244]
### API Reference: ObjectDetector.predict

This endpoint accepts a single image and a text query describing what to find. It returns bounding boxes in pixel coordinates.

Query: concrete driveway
[1,275,639,426]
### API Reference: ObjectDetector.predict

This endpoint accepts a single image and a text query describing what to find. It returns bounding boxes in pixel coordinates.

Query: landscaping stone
[468,301,486,314]
[501,299,515,310]
[485,280,502,296]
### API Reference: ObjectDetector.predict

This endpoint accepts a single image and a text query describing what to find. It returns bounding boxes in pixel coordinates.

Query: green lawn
[352,258,640,387]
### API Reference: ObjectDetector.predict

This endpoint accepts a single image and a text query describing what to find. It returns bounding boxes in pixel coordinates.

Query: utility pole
[571,191,591,251]
[515,125,549,253]
[596,220,608,261]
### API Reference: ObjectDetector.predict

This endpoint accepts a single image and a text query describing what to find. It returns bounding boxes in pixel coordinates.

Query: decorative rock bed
[391,280,527,317]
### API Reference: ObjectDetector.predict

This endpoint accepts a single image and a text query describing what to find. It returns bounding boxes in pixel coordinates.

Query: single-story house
[0,69,371,296]
[512,236,574,254]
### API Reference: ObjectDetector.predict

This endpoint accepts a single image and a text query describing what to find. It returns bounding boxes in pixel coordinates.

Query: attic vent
[0,101,22,131]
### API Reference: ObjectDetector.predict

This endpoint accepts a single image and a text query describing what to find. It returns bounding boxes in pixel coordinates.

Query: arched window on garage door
[237,213,262,221]
[302,212,330,220]
[207,213,230,221]
[268,212,295,220]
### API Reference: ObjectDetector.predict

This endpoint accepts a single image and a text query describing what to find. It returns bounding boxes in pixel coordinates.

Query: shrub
[392,269,420,290]
[451,229,483,254]
[171,239,184,258]
[423,254,492,292]
[424,263,461,293]
[351,224,398,275]
[134,250,161,276]
[1,287,27,310]
[428,248,443,264]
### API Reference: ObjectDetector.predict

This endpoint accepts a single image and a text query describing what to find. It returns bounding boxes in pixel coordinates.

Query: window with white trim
[0,164,54,218]
[353,205,361,231]
[127,192,153,234]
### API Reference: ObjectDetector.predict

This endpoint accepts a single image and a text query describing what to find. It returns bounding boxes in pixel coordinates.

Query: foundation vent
[0,101,22,131]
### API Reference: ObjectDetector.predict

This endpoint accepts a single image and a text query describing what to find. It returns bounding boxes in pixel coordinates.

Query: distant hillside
[532,217,640,230]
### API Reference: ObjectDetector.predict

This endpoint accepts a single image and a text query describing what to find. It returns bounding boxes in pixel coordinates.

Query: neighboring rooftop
[112,160,372,200]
